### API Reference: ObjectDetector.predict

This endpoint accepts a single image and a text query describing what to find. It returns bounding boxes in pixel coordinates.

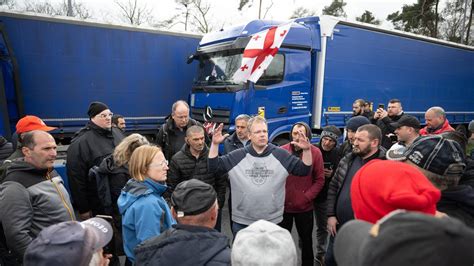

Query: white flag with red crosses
[233,22,292,83]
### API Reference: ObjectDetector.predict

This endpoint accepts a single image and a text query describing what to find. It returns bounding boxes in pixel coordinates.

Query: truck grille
[191,107,231,128]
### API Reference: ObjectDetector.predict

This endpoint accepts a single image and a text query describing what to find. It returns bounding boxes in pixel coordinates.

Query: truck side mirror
[186,54,195,64]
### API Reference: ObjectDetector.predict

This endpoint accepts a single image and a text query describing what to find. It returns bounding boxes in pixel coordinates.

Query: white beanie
[231,220,297,266]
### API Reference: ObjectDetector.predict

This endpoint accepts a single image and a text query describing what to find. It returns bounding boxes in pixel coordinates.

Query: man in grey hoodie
[0,130,75,262]
[208,116,312,236]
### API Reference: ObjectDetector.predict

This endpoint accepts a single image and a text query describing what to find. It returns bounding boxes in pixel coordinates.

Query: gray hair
[172,100,190,115]
[235,114,251,123]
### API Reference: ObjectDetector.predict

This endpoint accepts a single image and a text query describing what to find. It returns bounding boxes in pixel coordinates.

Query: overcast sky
[15,0,430,31]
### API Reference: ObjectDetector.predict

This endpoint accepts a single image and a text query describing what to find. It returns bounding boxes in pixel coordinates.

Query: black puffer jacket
[134,224,231,266]
[326,148,386,217]
[66,122,124,214]
[168,145,227,208]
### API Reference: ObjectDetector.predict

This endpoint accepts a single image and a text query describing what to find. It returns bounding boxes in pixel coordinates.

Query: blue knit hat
[346,116,371,132]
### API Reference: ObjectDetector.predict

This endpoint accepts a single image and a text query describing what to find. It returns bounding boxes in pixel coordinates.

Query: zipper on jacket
[46,170,75,221]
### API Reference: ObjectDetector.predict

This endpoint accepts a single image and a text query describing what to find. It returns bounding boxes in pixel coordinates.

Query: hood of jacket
[5,159,50,178]
[245,143,277,157]
[135,224,230,265]
[117,178,168,215]
[97,154,129,176]
[71,121,114,143]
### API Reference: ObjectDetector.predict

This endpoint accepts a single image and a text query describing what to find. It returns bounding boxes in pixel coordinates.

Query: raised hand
[291,130,311,150]
[211,123,229,145]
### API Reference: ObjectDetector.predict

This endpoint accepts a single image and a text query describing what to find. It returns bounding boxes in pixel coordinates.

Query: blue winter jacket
[118,178,175,262]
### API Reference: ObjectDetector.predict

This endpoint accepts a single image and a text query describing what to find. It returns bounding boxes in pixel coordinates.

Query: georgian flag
[233,22,292,83]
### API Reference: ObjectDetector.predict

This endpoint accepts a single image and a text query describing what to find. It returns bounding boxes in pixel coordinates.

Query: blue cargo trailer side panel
[322,23,474,127]
[0,14,201,134]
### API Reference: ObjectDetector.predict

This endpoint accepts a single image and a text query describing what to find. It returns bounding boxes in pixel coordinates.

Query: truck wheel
[272,137,290,147]
[456,124,468,138]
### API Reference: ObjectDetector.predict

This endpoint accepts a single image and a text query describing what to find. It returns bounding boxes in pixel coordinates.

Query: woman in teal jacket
[118,145,175,262]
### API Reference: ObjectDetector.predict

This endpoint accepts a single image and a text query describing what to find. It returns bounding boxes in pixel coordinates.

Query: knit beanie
[469,120,474,132]
[351,160,441,224]
[346,116,370,132]
[87,102,109,118]
[321,125,342,142]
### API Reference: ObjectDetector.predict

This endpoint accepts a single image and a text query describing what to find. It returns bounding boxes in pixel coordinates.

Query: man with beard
[352,99,366,117]
[325,124,385,266]
[168,126,227,231]
[339,116,371,158]
[373,99,406,149]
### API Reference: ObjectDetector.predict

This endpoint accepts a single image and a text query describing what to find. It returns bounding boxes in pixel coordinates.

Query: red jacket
[281,144,325,213]
[420,118,455,136]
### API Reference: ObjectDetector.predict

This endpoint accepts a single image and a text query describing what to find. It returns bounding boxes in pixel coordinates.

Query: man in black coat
[134,179,231,266]
[223,114,250,154]
[372,98,406,149]
[314,125,341,264]
[156,100,208,160]
[168,125,227,231]
[66,101,124,220]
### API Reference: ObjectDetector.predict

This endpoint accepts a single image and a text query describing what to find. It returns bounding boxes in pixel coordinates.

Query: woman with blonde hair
[117,145,175,263]
[95,133,149,264]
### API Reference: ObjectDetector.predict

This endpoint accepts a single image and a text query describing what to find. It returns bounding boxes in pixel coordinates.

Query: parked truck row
[1,11,473,144]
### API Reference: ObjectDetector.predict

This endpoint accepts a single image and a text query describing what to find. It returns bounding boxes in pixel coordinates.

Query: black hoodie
[0,160,75,259]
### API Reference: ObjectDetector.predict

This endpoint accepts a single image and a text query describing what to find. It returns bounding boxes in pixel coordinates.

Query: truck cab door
[248,46,312,139]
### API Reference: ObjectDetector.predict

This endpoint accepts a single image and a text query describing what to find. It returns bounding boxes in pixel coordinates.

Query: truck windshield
[194,49,243,86]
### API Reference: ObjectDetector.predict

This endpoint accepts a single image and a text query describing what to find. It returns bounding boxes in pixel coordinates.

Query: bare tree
[23,0,92,19]
[114,0,153,26]
[190,0,211,33]
[262,0,273,19]
[0,0,16,9]
[175,0,193,31]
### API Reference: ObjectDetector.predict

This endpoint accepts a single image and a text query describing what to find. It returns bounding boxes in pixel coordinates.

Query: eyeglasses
[149,160,169,168]
[97,113,113,119]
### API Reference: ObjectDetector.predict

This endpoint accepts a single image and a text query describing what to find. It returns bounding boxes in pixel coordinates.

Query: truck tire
[272,137,290,147]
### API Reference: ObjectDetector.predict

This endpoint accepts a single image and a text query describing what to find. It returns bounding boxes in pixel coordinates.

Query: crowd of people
[0,98,473,266]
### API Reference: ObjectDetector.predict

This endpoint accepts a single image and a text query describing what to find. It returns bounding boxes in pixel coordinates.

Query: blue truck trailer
[188,16,474,143]
[0,11,201,142]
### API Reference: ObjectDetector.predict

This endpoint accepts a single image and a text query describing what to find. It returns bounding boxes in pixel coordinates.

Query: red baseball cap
[16,115,57,134]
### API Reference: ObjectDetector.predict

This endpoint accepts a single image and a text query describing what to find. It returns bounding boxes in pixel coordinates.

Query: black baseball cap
[334,211,474,266]
[390,115,421,129]
[171,179,217,217]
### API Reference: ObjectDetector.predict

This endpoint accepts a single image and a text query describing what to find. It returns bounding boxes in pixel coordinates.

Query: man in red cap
[0,115,56,179]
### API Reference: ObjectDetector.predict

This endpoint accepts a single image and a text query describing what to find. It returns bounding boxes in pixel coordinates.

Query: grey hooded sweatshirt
[208,143,310,225]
